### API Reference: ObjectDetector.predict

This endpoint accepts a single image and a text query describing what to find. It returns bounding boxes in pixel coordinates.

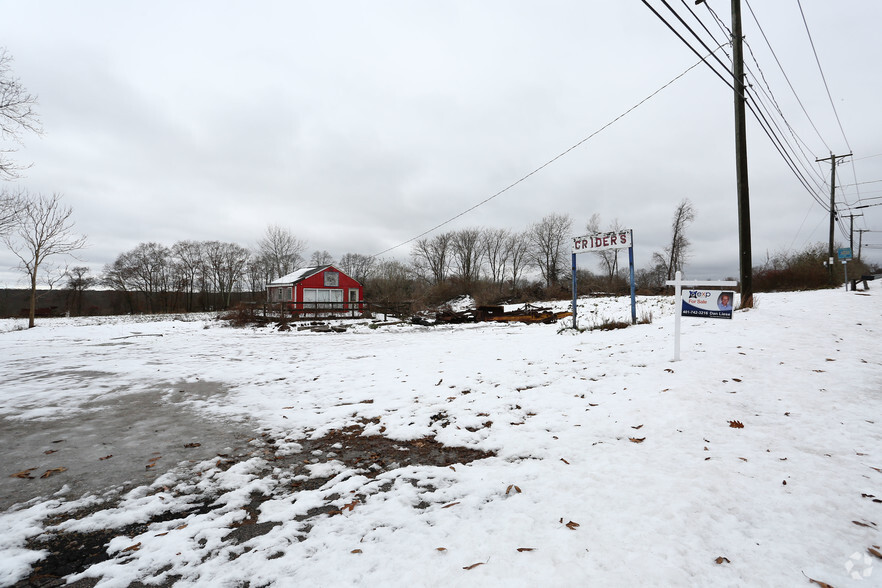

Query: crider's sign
[572,229,632,254]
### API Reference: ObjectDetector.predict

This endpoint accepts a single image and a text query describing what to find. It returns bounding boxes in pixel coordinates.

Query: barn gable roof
[268,264,360,287]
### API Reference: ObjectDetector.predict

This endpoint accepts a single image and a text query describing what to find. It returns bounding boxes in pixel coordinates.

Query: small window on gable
[324,271,339,287]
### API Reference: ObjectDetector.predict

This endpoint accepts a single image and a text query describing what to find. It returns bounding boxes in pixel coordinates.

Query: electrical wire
[742,39,827,188]
[368,47,722,258]
[795,0,851,152]
[795,0,863,206]
[646,0,833,212]
[742,0,832,153]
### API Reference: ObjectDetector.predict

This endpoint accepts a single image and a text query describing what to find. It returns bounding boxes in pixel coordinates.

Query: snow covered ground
[0,289,880,587]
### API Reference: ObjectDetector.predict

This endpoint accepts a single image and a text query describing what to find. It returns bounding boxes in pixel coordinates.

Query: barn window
[303,288,343,309]
[324,272,339,287]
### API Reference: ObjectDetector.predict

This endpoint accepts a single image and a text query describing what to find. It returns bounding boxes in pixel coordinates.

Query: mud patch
[12,419,494,586]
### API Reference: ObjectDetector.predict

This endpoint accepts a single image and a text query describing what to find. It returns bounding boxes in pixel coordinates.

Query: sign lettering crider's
[572,230,632,254]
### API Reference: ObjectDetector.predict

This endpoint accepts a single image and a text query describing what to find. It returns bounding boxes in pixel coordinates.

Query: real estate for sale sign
[681,289,734,319]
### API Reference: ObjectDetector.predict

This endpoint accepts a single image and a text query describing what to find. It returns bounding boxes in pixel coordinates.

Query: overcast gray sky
[1,0,880,288]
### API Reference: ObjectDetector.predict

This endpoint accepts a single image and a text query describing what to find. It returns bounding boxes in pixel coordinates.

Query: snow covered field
[1,290,880,587]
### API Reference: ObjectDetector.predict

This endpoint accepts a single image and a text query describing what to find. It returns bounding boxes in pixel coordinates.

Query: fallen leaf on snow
[463,562,485,570]
[806,578,834,588]
[43,449,58,455]
[715,556,730,564]
[560,458,570,464]
[10,468,36,479]
[852,520,876,528]
[517,547,535,552]
[629,438,645,443]
[184,443,201,448]
[351,549,362,554]
[728,421,744,428]
[436,547,447,552]
[631,424,644,430]
[868,547,882,559]
[40,467,67,478]
[122,542,141,553]
[442,501,460,509]
[565,521,580,530]
[99,455,113,461]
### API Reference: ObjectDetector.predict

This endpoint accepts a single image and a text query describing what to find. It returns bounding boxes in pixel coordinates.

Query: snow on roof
[269,265,332,286]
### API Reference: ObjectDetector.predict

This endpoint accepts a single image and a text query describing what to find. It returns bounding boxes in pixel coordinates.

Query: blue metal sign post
[571,230,636,329]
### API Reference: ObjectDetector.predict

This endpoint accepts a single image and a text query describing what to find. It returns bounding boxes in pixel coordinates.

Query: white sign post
[665,271,738,361]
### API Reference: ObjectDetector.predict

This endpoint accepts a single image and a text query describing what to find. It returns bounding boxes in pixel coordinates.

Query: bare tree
[412,232,452,285]
[586,214,623,289]
[657,199,695,280]
[3,192,86,327]
[171,240,206,312]
[309,250,334,266]
[204,241,250,308]
[529,213,573,288]
[107,242,173,313]
[637,261,668,292]
[338,252,375,284]
[0,48,43,181]
[1,188,26,236]
[369,258,416,306]
[507,230,531,291]
[481,227,511,285]
[245,251,273,302]
[65,266,95,316]
[257,225,306,280]
[450,228,484,283]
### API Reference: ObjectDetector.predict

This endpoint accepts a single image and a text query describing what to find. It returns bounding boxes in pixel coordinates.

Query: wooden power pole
[816,152,852,283]
[731,0,753,306]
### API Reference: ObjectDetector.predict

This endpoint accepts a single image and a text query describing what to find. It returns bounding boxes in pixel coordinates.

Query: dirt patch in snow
[11,419,494,587]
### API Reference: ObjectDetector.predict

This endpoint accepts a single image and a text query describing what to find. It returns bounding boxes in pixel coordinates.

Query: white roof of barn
[268,265,332,286]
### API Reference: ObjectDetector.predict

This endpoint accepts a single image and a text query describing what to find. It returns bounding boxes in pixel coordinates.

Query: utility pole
[856,228,870,261]
[816,152,852,283]
[841,213,863,253]
[731,0,752,307]
[693,0,752,305]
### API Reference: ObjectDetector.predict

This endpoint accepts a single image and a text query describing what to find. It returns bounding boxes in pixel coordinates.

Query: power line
[853,153,882,162]
[369,48,720,258]
[796,0,852,152]
[641,1,735,89]
[706,0,827,192]
[741,38,827,188]
[646,1,833,213]
[742,0,832,153]
[795,0,865,212]
[841,179,882,188]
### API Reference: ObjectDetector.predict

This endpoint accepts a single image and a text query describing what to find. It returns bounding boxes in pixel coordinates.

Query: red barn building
[266,265,363,316]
